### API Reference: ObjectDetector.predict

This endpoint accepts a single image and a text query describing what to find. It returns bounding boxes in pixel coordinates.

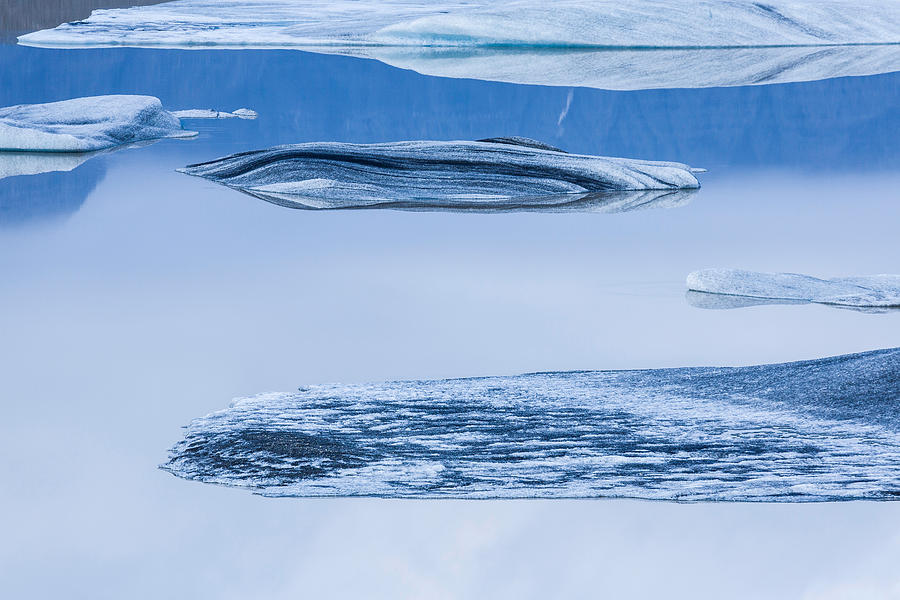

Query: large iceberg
[163,347,900,501]
[18,0,900,90]
[178,137,701,209]
[687,269,900,309]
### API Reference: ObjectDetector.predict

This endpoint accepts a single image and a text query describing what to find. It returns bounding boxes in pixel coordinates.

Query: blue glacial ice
[18,0,900,90]
[687,269,900,309]
[0,95,256,153]
[178,137,701,210]
[163,347,900,501]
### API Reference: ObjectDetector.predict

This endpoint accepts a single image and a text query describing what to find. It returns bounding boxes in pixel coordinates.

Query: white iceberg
[0,95,258,154]
[171,108,258,119]
[18,0,900,90]
[178,137,702,209]
[0,95,196,152]
[687,269,900,308]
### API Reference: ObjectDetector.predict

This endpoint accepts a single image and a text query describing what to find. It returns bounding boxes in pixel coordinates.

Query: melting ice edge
[164,348,900,502]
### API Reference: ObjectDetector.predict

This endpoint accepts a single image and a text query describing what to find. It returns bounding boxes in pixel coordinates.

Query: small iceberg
[0,96,195,152]
[18,0,900,90]
[0,95,257,153]
[171,108,258,120]
[163,347,900,501]
[178,137,701,209]
[687,269,900,309]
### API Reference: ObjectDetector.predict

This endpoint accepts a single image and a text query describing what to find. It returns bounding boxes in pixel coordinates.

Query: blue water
[2,41,900,599]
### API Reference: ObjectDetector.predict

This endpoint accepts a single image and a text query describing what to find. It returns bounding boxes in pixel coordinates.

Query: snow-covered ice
[0,96,259,153]
[21,0,900,48]
[0,95,196,152]
[163,347,900,501]
[178,137,701,209]
[18,0,900,90]
[687,269,900,309]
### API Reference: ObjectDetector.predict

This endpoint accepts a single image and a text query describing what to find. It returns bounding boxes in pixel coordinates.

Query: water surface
[1,42,899,599]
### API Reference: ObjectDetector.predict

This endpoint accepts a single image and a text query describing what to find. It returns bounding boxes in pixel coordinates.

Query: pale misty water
[1,35,899,600]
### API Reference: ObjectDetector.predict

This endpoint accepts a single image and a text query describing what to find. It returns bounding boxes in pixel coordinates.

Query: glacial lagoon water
[1,39,899,599]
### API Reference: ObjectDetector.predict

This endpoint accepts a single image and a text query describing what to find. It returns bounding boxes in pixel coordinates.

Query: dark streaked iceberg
[178,138,701,210]
[164,348,900,502]
[18,0,900,90]
[687,269,900,309]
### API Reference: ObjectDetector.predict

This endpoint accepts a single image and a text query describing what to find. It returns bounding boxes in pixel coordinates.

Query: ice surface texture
[21,0,900,47]
[178,138,701,209]
[164,347,900,501]
[688,269,900,309]
[18,0,900,89]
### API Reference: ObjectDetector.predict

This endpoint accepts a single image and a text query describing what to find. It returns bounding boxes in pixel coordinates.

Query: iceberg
[0,95,196,152]
[687,269,900,309]
[0,95,258,153]
[163,347,900,501]
[18,0,900,90]
[170,108,258,119]
[178,137,701,209]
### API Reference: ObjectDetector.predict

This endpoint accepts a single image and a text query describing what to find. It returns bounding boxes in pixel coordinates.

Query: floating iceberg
[0,95,196,152]
[0,96,257,153]
[163,347,900,501]
[687,269,900,309]
[18,0,900,90]
[171,108,257,120]
[178,137,701,209]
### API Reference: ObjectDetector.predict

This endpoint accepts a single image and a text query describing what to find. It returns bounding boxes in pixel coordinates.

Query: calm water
[1,41,899,598]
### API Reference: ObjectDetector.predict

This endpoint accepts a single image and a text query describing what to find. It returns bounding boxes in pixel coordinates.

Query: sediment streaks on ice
[687,269,900,309]
[178,138,700,209]
[164,348,900,501]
